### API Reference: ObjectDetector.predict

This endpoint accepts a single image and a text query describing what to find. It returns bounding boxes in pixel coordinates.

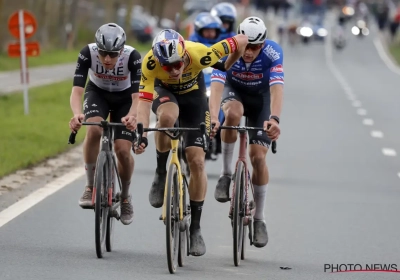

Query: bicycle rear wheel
[233,161,245,266]
[94,152,109,258]
[166,163,180,274]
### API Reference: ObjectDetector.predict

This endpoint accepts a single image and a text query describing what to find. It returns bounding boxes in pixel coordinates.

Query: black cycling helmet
[95,23,126,52]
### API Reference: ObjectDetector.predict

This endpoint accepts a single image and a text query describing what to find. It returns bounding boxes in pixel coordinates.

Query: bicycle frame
[135,122,208,222]
[162,135,184,221]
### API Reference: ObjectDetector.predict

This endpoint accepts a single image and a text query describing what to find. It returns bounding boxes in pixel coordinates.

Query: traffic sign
[7,41,40,57]
[8,10,37,39]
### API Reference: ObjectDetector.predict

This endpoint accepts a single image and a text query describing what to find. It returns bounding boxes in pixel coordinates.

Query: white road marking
[373,37,400,76]
[397,173,400,179]
[363,119,374,126]
[352,100,362,107]
[370,130,383,138]
[0,121,156,228]
[0,167,85,228]
[382,148,397,157]
[357,108,367,116]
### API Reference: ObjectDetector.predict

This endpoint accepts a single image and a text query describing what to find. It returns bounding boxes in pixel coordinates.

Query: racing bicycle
[136,121,208,274]
[68,120,125,258]
[219,120,277,266]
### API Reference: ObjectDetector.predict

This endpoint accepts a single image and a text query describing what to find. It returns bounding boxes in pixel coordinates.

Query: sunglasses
[161,61,184,72]
[245,43,263,51]
[98,49,120,58]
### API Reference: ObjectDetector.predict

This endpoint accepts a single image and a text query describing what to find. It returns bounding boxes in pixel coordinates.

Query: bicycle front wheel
[94,152,109,258]
[166,163,180,274]
[233,161,245,266]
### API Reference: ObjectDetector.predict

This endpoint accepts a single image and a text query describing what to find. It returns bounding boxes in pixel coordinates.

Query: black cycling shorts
[83,82,134,141]
[221,83,271,148]
[151,76,211,149]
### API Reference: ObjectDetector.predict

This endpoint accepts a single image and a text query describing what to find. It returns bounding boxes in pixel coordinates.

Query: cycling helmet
[152,29,186,65]
[210,2,237,32]
[237,17,267,44]
[95,23,126,51]
[194,12,222,44]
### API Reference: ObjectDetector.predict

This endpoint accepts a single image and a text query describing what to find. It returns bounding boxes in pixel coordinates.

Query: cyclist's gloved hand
[264,117,280,141]
[121,115,137,131]
[210,118,220,139]
[134,136,148,155]
[69,114,84,133]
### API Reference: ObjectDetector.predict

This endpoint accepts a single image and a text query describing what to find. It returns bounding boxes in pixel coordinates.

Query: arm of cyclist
[133,50,156,153]
[69,46,91,133]
[122,50,142,130]
[209,68,227,136]
[263,42,284,141]
[224,34,248,70]
[207,34,248,71]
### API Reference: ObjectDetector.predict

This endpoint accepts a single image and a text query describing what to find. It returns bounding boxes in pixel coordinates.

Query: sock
[85,163,96,188]
[121,180,131,199]
[156,150,170,173]
[190,200,204,231]
[221,141,235,176]
[254,184,268,220]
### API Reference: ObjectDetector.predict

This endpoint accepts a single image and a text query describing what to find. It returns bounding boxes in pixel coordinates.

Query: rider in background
[210,2,238,155]
[211,2,237,40]
[189,12,224,159]
[188,12,222,45]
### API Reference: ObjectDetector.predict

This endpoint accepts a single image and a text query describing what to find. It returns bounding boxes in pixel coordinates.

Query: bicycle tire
[106,157,116,252]
[166,163,180,274]
[233,161,245,266]
[94,151,109,258]
[178,174,188,267]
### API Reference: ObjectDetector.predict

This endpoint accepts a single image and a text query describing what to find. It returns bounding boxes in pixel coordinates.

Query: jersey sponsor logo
[231,77,262,86]
[200,52,212,66]
[76,63,80,69]
[133,58,142,65]
[182,72,192,78]
[79,53,88,61]
[92,45,98,51]
[232,71,263,80]
[263,45,280,62]
[165,78,198,91]
[141,73,147,82]
[222,42,229,54]
[147,56,156,70]
[95,64,125,76]
[270,64,283,73]
[139,85,144,89]
[226,38,237,53]
[94,73,128,81]
[211,48,222,59]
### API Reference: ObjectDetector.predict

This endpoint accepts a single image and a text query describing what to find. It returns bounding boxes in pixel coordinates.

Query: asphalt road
[1,23,400,280]
[0,63,76,94]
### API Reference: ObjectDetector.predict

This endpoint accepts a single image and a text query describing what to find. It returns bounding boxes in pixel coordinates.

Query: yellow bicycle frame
[161,137,184,221]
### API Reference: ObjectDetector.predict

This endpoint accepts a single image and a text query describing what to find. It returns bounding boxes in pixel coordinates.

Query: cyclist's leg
[149,86,179,208]
[179,86,210,256]
[79,84,110,208]
[112,93,135,225]
[246,92,271,248]
[214,84,244,203]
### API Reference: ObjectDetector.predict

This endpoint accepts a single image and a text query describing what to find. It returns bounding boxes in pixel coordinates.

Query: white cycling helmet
[237,17,267,44]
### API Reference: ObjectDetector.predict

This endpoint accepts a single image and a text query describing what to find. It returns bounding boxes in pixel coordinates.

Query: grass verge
[389,44,400,65]
[0,41,152,72]
[0,80,85,178]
